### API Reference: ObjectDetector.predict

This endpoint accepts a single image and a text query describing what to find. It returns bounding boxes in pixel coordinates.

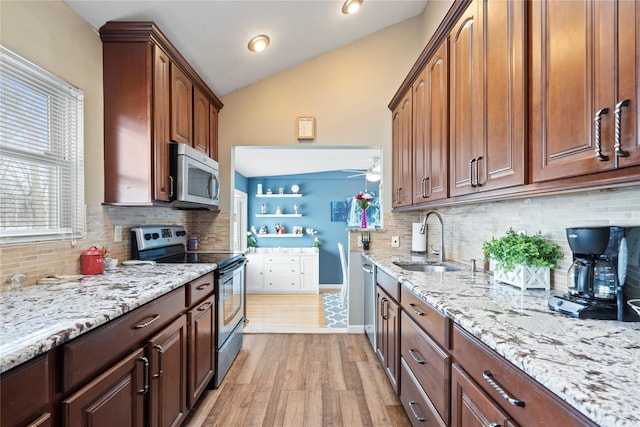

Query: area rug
[322,292,348,329]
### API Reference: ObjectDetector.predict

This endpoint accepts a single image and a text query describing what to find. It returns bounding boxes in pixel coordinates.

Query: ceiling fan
[343,157,381,182]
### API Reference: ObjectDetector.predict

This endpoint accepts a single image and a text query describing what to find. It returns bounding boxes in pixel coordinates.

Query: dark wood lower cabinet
[376,286,400,392]
[149,315,188,427]
[451,363,516,427]
[188,295,215,408]
[62,347,146,427]
[400,358,447,427]
[0,354,50,427]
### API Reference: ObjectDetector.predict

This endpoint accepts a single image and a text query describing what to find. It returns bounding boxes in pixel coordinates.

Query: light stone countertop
[364,252,640,427]
[0,263,216,373]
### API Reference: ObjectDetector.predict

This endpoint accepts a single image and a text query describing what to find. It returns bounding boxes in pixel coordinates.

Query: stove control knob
[144,233,152,240]
[152,233,159,239]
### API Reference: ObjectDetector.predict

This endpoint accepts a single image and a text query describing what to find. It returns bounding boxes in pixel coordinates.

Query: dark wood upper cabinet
[193,86,210,156]
[530,0,639,182]
[209,104,219,162]
[450,0,525,197]
[154,46,172,202]
[100,21,223,206]
[171,64,193,147]
[413,41,449,204]
[392,90,413,208]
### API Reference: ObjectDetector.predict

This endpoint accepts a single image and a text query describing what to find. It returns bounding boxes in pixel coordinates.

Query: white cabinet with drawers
[245,248,319,294]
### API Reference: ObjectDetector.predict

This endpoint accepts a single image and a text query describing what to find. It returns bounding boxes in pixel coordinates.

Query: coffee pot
[567,257,618,300]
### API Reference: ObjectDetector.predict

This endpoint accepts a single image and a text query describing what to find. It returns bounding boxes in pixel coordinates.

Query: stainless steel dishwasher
[362,254,376,350]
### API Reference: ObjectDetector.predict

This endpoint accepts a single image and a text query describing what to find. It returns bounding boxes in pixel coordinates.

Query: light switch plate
[391,236,400,248]
[114,225,123,242]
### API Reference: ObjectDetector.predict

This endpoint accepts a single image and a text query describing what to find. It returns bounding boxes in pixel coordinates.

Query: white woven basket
[493,265,550,291]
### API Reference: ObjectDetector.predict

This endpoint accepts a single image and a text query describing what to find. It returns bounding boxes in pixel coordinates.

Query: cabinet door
[188,296,215,408]
[171,64,193,146]
[300,254,319,293]
[193,86,210,155]
[413,40,449,204]
[1,354,50,427]
[451,364,517,427]
[479,0,525,191]
[449,0,482,196]
[209,104,219,161]
[530,0,638,181]
[148,315,188,427]
[245,253,264,293]
[62,348,146,427]
[392,90,413,208]
[153,46,171,202]
[375,287,399,393]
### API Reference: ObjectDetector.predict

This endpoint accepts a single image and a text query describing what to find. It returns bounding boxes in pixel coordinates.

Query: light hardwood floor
[245,294,327,330]
[184,333,411,427]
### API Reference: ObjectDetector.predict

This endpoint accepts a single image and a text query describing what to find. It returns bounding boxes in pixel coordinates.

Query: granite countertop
[364,252,640,427]
[0,263,216,373]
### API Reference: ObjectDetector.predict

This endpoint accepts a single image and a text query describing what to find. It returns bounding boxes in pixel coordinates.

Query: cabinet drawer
[377,267,399,301]
[400,358,447,427]
[264,278,300,291]
[63,286,186,393]
[264,255,299,264]
[401,287,449,348]
[401,311,451,423]
[186,272,214,307]
[265,263,300,276]
[1,354,49,427]
[452,325,597,427]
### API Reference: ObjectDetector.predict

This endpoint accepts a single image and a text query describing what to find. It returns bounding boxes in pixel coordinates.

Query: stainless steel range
[130,225,247,388]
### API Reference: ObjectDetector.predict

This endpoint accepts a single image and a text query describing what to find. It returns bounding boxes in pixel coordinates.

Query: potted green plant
[482,228,563,290]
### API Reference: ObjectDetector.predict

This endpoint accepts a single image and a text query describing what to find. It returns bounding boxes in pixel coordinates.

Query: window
[0,46,84,244]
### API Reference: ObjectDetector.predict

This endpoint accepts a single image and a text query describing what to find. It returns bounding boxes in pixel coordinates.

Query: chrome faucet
[419,210,445,263]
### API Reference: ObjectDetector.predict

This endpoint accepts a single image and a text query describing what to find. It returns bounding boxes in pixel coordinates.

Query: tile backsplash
[0,204,227,289]
[359,185,640,291]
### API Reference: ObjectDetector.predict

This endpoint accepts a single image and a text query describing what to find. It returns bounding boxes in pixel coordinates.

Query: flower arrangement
[355,192,373,210]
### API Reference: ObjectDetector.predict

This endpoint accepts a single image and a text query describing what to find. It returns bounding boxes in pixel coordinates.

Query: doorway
[233,146,382,332]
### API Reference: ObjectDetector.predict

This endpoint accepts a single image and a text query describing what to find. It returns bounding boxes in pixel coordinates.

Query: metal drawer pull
[153,344,163,379]
[594,107,610,161]
[468,158,475,187]
[409,348,426,364]
[137,356,149,395]
[408,401,426,422]
[483,370,525,407]
[133,314,160,329]
[169,175,174,197]
[489,423,501,427]
[409,303,425,316]
[198,301,213,311]
[196,283,212,290]
[380,297,388,320]
[614,99,630,163]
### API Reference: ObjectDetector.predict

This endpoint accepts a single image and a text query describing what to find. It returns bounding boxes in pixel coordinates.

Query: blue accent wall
[247,171,379,284]
[234,171,248,193]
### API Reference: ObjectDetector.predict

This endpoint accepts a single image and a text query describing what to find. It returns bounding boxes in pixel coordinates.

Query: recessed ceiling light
[342,0,363,14]
[248,34,270,52]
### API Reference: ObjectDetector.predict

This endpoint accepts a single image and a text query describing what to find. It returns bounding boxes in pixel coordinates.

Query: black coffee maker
[548,226,640,321]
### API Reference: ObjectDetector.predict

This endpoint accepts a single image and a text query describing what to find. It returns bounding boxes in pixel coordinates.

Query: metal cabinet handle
[408,348,426,364]
[196,282,212,290]
[133,314,160,329]
[395,188,401,204]
[475,156,483,186]
[489,423,502,427]
[198,301,213,311]
[483,370,525,407]
[421,177,430,199]
[594,107,610,161]
[614,99,631,166]
[468,158,475,187]
[408,401,426,422]
[169,175,174,197]
[137,356,149,395]
[153,344,163,379]
[409,303,425,316]
[380,297,388,320]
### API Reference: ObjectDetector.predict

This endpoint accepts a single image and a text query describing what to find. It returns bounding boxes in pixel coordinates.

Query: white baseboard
[348,324,364,334]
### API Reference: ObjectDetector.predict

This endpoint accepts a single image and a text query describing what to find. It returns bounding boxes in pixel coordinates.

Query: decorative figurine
[275,223,285,234]
[293,204,299,214]
[275,205,282,215]
[278,187,285,194]
[261,203,266,214]
[259,225,268,235]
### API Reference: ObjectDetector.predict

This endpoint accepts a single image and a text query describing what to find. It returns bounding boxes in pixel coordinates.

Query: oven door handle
[218,258,247,276]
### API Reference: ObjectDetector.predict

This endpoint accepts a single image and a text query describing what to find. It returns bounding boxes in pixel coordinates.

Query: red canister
[81,246,104,275]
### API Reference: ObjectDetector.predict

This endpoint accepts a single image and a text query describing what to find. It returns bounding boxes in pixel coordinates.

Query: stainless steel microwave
[170,142,220,209]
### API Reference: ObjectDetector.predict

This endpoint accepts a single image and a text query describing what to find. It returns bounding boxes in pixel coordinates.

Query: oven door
[217,260,245,347]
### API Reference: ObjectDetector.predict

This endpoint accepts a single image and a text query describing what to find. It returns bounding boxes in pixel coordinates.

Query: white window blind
[0,45,85,244]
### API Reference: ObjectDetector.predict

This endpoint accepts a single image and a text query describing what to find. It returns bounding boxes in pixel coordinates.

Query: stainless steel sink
[393,261,463,273]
